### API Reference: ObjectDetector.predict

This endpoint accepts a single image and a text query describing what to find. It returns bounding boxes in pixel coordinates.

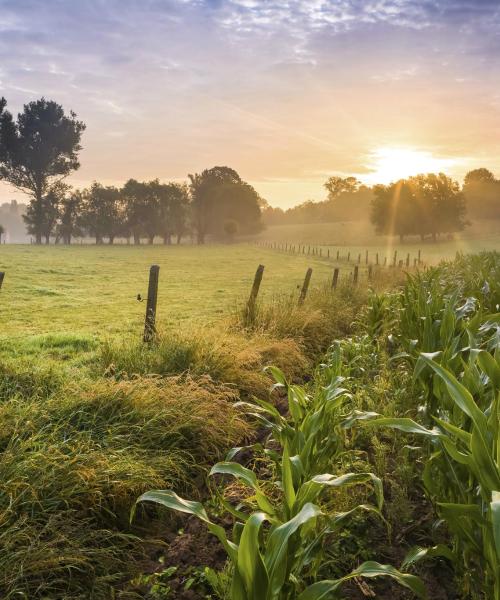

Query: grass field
[3,223,499,341]
[1,240,498,599]
[0,244,340,338]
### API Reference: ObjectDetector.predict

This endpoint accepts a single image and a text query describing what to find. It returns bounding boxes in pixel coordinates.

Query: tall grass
[0,376,248,599]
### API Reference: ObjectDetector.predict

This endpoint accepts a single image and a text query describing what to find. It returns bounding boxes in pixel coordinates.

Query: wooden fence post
[0,272,4,290]
[358,253,361,264]
[406,253,410,267]
[418,249,421,264]
[353,265,359,285]
[332,267,339,290]
[368,265,373,280]
[246,264,264,322]
[347,252,351,262]
[336,250,339,260]
[365,250,368,264]
[299,268,312,305]
[393,250,397,267]
[376,252,379,265]
[143,265,160,342]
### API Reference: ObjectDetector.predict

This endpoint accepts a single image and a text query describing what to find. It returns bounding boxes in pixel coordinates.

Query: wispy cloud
[0,0,499,207]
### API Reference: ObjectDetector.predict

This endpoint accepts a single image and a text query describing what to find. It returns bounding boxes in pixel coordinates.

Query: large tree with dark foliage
[188,166,262,243]
[371,173,467,242]
[0,97,85,244]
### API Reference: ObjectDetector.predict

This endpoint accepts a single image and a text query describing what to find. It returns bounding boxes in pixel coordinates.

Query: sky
[0,0,499,208]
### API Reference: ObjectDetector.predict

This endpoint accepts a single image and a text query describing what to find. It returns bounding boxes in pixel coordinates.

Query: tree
[464,168,495,186]
[188,167,262,242]
[371,173,467,242]
[463,168,500,220]
[0,97,85,244]
[371,180,418,242]
[57,190,84,244]
[23,181,68,244]
[188,166,241,244]
[153,181,190,244]
[413,173,467,240]
[0,224,4,243]
[324,176,360,201]
[207,181,263,237]
[122,179,159,244]
[81,183,122,244]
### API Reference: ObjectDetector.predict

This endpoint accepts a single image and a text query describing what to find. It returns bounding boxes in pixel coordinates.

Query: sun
[364,147,457,185]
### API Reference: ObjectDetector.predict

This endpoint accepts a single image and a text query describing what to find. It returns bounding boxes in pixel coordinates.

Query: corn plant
[135,489,426,600]
[135,360,427,599]
[349,353,500,600]
[233,365,350,484]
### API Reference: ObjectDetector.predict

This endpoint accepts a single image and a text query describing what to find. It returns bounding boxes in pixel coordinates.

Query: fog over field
[0,2,499,600]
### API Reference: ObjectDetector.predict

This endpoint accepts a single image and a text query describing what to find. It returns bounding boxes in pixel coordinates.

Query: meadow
[0,243,341,340]
[0,239,499,600]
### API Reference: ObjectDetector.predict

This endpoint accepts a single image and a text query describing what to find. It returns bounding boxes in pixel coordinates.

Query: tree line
[0,96,498,244]
[264,171,499,241]
[0,97,263,244]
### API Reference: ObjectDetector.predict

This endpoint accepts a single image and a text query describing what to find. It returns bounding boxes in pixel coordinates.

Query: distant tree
[0,223,4,243]
[262,183,373,226]
[153,181,190,244]
[464,168,495,185]
[122,179,159,244]
[463,168,500,220]
[81,183,122,244]
[371,173,467,242]
[413,173,467,240]
[189,167,262,242]
[208,181,263,237]
[371,180,418,242]
[261,205,285,226]
[58,190,84,244]
[188,166,242,244]
[23,181,68,244]
[324,176,360,201]
[0,97,85,244]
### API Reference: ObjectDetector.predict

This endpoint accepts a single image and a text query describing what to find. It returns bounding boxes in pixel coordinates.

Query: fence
[252,240,423,268]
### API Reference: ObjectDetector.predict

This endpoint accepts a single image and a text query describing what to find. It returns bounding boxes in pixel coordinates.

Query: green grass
[1,242,498,599]
[0,244,345,340]
[0,244,380,599]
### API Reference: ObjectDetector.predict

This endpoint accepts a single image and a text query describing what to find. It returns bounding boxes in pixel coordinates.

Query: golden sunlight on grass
[365,147,458,184]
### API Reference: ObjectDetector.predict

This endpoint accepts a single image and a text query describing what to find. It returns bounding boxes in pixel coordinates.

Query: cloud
[0,0,499,206]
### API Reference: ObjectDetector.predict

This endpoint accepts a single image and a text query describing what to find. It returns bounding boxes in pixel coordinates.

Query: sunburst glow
[364,147,458,185]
